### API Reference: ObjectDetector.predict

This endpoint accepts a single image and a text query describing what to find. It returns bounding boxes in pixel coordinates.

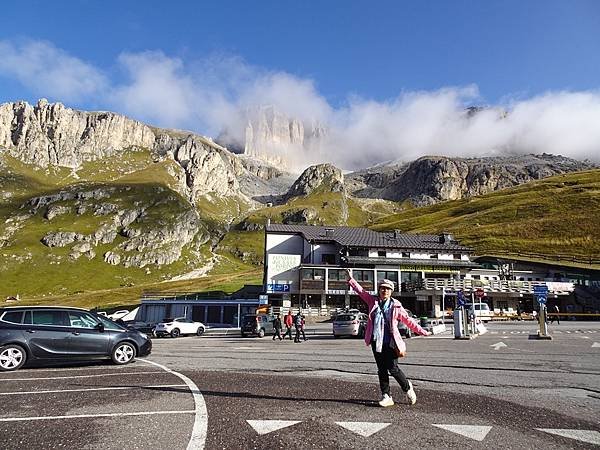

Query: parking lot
[1,321,599,449]
[0,360,202,449]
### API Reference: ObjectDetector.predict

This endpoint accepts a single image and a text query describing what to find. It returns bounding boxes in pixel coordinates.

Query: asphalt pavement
[0,321,598,449]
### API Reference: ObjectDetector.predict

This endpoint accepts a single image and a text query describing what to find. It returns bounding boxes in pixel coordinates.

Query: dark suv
[241,314,274,338]
[0,306,152,371]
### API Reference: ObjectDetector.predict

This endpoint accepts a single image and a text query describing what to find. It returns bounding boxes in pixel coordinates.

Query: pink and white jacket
[348,277,429,353]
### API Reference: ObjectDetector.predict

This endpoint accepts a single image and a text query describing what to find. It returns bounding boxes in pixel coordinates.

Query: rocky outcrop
[219,105,327,169]
[286,163,345,199]
[348,154,597,206]
[0,100,283,202]
[0,99,155,167]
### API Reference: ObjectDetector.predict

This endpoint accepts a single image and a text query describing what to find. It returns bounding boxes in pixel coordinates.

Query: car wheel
[111,342,136,365]
[258,328,265,338]
[358,327,365,338]
[170,328,180,338]
[196,327,205,336]
[0,344,27,371]
[241,332,247,338]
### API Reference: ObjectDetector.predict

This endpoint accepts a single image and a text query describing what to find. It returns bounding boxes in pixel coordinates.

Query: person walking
[283,310,294,340]
[293,311,304,343]
[345,269,430,406]
[272,314,283,340]
[550,304,560,324]
[300,314,307,341]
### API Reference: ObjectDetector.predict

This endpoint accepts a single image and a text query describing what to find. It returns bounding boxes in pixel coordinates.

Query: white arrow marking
[490,342,508,350]
[247,420,300,435]
[592,342,600,348]
[536,429,600,445]
[335,421,391,437]
[432,424,492,441]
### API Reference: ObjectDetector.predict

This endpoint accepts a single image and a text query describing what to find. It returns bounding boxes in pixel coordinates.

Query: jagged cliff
[347,154,597,206]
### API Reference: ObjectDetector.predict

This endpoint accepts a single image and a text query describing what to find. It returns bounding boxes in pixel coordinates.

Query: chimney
[394,229,401,239]
[267,218,271,226]
[439,232,454,243]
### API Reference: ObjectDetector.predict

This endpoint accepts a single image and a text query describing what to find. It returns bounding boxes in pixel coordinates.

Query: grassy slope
[371,169,600,266]
[0,150,259,305]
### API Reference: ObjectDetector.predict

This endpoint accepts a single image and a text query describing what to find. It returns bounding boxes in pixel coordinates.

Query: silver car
[333,312,368,338]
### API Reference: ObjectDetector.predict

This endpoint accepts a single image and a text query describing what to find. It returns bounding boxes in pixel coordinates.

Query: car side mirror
[96,323,105,332]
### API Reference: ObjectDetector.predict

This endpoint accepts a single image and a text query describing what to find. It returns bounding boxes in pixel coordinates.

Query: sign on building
[267,254,301,293]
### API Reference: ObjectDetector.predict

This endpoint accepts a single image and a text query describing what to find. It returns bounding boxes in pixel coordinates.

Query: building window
[328,269,345,281]
[321,253,336,264]
[378,250,386,257]
[430,254,439,259]
[302,268,325,280]
[348,248,368,257]
[402,252,410,258]
[453,254,462,260]
[353,270,374,282]
[377,271,398,285]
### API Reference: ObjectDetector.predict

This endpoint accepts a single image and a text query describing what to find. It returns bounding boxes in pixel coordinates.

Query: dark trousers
[284,326,293,340]
[371,341,409,395]
[273,328,282,340]
[294,326,306,342]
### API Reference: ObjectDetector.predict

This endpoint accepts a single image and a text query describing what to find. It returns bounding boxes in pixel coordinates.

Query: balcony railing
[418,279,574,294]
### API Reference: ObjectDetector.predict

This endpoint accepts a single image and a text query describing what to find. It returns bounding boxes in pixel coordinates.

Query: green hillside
[372,169,600,266]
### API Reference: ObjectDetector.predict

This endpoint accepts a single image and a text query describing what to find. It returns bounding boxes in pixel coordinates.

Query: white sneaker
[378,393,394,407]
[405,380,417,405]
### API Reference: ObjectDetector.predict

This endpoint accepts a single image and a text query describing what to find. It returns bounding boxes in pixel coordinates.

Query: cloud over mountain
[1,38,599,170]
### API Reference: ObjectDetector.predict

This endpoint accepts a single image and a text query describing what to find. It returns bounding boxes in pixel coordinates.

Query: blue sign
[267,284,290,292]
[457,290,466,307]
[533,285,549,295]
[536,295,547,305]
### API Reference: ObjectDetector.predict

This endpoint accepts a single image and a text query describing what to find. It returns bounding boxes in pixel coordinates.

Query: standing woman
[345,269,430,406]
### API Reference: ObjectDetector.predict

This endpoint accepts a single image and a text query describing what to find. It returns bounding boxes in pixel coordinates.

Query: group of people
[272,310,307,343]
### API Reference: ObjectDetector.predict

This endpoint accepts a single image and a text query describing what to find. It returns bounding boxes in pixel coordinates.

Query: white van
[465,303,493,322]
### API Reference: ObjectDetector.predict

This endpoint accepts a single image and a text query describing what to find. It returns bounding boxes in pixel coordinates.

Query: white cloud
[0,39,108,102]
[1,39,599,170]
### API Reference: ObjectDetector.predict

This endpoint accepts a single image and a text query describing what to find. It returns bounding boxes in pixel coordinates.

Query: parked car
[398,309,419,338]
[108,310,130,321]
[153,317,206,338]
[0,306,152,372]
[123,320,155,335]
[241,314,274,338]
[465,303,494,323]
[333,312,368,338]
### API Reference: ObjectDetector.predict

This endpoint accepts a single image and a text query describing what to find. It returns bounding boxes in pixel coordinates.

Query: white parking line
[0,384,186,396]
[141,359,208,450]
[0,410,196,422]
[0,371,165,382]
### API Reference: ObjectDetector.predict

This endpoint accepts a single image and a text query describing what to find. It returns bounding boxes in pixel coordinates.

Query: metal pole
[441,287,445,322]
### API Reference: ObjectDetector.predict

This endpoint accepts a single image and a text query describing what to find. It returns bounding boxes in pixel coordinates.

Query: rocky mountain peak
[285,163,345,199]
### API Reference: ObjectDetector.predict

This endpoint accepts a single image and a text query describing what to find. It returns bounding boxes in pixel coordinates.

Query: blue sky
[1,0,600,167]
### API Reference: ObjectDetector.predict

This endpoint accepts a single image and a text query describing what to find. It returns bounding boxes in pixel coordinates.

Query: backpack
[294,314,303,327]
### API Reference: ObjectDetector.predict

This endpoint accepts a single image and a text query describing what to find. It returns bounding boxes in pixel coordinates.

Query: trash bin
[420,317,428,327]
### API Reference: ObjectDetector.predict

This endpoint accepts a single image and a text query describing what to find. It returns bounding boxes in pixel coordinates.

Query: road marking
[247,420,301,435]
[141,359,207,450]
[0,384,186,396]
[536,429,600,445]
[490,342,508,350]
[592,342,600,348]
[0,371,165,382]
[0,410,195,422]
[432,424,492,441]
[335,421,391,437]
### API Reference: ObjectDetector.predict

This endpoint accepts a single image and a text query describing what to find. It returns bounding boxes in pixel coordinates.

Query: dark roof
[266,224,472,252]
[345,256,480,268]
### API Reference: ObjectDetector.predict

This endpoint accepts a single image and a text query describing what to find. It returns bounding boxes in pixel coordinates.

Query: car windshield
[335,314,355,322]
